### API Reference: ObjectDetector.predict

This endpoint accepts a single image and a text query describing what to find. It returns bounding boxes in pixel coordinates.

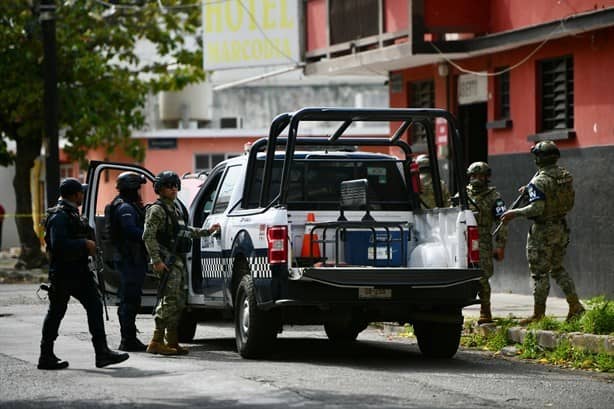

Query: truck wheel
[324,321,367,343]
[177,310,197,342]
[414,321,462,358]
[234,275,277,358]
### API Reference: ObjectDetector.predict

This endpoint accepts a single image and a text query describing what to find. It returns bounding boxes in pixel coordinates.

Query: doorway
[458,102,487,168]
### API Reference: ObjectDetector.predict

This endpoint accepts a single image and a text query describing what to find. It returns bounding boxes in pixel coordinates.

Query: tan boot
[478,302,493,325]
[566,295,585,322]
[166,329,189,355]
[146,329,179,355]
[519,304,546,326]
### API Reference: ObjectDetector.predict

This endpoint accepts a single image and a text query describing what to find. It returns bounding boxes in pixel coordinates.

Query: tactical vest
[43,202,91,262]
[106,197,146,258]
[153,200,192,254]
[537,167,574,220]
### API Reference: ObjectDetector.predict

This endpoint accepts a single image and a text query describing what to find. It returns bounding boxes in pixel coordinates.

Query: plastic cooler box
[343,229,408,267]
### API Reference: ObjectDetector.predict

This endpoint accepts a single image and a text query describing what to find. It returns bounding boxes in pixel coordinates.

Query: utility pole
[40,0,59,208]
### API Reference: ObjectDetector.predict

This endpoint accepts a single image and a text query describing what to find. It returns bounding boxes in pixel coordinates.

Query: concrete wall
[489,145,614,298]
[0,165,20,250]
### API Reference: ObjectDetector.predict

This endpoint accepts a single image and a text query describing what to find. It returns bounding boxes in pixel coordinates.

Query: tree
[0,0,203,267]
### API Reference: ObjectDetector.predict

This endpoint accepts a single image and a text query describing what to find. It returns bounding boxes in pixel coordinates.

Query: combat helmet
[467,161,491,177]
[116,172,146,192]
[415,154,430,170]
[153,170,181,194]
[531,140,560,166]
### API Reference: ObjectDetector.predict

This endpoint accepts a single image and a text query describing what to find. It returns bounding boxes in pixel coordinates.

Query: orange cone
[301,213,321,258]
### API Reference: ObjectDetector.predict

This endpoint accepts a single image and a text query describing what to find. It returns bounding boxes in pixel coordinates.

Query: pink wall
[384,0,408,32]
[489,0,614,33]
[306,0,327,51]
[488,27,614,155]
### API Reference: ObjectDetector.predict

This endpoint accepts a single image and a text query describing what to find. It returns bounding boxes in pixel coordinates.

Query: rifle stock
[94,247,110,321]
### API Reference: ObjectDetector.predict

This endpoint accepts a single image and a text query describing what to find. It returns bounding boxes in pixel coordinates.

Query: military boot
[519,304,546,326]
[93,338,130,368]
[146,329,179,355]
[118,337,147,352]
[477,303,493,325]
[37,342,69,370]
[566,295,586,322]
[166,329,189,355]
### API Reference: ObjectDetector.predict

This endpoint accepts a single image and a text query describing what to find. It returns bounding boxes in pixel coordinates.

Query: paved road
[1,285,611,409]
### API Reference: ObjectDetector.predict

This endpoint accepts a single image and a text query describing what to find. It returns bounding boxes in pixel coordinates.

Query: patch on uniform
[526,183,545,203]
[493,198,507,219]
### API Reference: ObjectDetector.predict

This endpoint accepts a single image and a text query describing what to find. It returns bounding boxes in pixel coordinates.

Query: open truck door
[83,161,158,310]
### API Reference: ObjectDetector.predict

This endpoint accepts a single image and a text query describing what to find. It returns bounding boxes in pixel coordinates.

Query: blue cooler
[343,229,408,267]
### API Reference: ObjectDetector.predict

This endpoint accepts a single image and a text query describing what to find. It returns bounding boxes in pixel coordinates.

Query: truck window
[245,157,410,211]
[212,166,242,214]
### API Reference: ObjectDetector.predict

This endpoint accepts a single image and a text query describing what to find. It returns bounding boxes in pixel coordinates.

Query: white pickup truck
[85,107,482,359]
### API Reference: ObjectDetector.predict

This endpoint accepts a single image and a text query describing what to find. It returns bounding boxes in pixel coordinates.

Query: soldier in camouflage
[501,141,584,324]
[464,162,508,324]
[416,154,450,209]
[143,171,220,356]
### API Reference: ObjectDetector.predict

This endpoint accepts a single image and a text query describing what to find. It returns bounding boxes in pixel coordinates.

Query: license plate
[358,288,392,299]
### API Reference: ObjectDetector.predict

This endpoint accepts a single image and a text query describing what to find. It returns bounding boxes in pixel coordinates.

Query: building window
[329,0,379,45]
[540,56,574,131]
[495,68,510,119]
[409,80,435,146]
[194,153,240,172]
[59,164,74,179]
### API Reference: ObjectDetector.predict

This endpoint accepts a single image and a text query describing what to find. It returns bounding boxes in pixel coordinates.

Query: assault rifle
[152,253,176,316]
[94,246,110,321]
[491,171,540,237]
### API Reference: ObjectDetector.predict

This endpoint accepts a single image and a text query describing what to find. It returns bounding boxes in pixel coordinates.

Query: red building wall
[489,0,614,33]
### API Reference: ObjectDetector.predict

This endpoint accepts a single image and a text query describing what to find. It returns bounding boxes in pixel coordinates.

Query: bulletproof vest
[153,200,192,254]
[43,202,91,262]
[539,166,574,219]
[467,187,501,230]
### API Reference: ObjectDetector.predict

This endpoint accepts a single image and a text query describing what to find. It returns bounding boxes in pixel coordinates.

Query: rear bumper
[259,267,482,313]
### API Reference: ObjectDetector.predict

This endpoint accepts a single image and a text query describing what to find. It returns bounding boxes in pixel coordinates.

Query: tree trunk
[13,136,47,269]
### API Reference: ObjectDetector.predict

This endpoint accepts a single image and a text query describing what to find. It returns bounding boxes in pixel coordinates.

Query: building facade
[304,0,614,297]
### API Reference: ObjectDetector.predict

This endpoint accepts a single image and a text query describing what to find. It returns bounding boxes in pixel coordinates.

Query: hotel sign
[202,0,300,70]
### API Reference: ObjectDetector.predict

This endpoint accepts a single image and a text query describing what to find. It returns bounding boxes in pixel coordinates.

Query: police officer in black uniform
[38,178,129,370]
[109,172,148,351]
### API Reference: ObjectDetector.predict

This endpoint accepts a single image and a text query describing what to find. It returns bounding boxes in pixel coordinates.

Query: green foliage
[579,296,614,335]
[519,331,542,359]
[545,338,614,372]
[527,316,561,331]
[485,326,510,351]
[0,0,204,163]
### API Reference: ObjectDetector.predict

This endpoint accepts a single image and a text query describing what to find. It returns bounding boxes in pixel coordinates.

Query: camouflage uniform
[416,154,450,209]
[503,141,584,323]
[460,162,508,324]
[143,197,213,352]
[467,184,507,308]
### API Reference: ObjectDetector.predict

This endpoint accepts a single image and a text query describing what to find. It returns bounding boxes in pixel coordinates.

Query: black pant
[116,261,146,340]
[41,273,106,345]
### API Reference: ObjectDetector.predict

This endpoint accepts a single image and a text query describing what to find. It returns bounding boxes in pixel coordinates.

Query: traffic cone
[301,213,321,259]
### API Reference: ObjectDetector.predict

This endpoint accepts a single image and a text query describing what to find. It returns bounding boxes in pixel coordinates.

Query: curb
[379,323,614,356]
[506,326,614,356]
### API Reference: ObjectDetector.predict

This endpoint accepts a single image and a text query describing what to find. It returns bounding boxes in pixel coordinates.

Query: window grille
[540,56,574,131]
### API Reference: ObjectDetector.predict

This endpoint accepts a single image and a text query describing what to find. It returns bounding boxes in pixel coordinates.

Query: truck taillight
[267,226,288,264]
[467,226,480,265]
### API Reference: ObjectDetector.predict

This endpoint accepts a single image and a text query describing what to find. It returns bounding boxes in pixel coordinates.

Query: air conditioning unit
[159,82,212,122]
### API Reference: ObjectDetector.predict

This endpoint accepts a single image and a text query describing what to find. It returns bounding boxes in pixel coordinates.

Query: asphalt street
[0,284,611,409]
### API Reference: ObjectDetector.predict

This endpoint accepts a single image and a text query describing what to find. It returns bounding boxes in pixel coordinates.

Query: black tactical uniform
[38,178,129,370]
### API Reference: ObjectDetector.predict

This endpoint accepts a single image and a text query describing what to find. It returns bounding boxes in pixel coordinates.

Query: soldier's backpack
[103,196,124,243]
[544,168,575,217]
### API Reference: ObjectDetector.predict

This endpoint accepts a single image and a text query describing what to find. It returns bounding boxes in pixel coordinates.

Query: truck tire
[414,321,462,358]
[324,321,367,343]
[234,275,277,358]
[177,310,198,342]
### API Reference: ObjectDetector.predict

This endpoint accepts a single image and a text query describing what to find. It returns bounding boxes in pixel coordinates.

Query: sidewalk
[463,292,569,320]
